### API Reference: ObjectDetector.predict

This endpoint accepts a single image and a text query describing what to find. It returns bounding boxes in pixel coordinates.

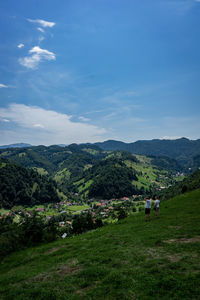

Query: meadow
[0,189,199,299]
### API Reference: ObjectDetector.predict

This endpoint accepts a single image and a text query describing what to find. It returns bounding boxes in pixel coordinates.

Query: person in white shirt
[145,197,151,221]
[154,196,160,218]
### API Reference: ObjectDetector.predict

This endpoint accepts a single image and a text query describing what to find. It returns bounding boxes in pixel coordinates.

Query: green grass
[124,158,168,190]
[54,168,71,183]
[56,189,68,201]
[32,167,48,175]
[0,162,6,168]
[32,182,38,194]
[0,189,200,299]
[0,208,9,215]
[67,205,90,213]
[77,179,93,193]
[82,148,99,155]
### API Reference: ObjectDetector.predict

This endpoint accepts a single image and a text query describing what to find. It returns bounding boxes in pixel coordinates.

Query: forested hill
[160,169,200,201]
[0,144,105,175]
[0,158,59,208]
[0,144,184,200]
[0,143,31,149]
[95,138,200,166]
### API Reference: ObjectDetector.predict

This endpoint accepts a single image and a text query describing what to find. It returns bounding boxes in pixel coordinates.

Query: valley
[0,140,200,299]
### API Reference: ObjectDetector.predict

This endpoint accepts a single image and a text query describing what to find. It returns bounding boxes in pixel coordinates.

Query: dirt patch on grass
[29,273,52,282]
[76,281,99,296]
[26,259,81,283]
[45,245,65,254]
[146,247,182,263]
[56,259,82,276]
[167,254,181,263]
[164,236,200,244]
[146,247,165,259]
[168,226,181,230]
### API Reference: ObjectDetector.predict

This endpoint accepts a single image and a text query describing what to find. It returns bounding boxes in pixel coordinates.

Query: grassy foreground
[0,190,200,300]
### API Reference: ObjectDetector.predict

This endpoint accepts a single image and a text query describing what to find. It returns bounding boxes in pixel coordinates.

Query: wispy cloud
[0,118,10,122]
[17,43,24,48]
[38,36,45,43]
[0,83,8,88]
[19,46,56,69]
[37,27,45,33]
[0,104,106,145]
[27,18,55,28]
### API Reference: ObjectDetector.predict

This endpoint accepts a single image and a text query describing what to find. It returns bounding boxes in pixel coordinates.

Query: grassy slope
[0,190,200,300]
[125,155,167,189]
[74,153,169,195]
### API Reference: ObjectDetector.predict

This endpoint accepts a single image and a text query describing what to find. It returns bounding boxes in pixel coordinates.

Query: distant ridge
[95,137,200,166]
[0,143,32,149]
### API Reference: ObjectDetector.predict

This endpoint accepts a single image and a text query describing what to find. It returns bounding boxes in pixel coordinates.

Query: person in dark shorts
[145,197,151,221]
[154,196,160,218]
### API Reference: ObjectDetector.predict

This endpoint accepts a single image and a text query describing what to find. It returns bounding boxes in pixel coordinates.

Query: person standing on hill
[154,196,160,218]
[145,197,151,221]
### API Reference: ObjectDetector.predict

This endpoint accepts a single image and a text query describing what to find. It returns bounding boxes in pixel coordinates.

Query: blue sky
[0,0,200,145]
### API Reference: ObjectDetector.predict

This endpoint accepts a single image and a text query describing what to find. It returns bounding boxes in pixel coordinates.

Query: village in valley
[0,169,185,238]
[0,194,148,235]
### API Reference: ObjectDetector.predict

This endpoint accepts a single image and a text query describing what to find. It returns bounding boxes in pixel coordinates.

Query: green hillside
[160,169,200,200]
[0,145,182,199]
[95,138,200,168]
[0,189,199,299]
[0,158,59,208]
[75,152,180,198]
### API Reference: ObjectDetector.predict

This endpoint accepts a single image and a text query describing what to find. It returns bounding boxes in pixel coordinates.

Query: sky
[0,0,200,146]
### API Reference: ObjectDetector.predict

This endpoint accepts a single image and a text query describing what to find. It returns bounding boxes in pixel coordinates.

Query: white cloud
[162,136,182,140]
[78,116,90,122]
[19,46,56,69]
[33,123,45,128]
[37,27,45,33]
[17,43,24,48]
[27,18,55,28]
[0,104,106,145]
[0,83,8,88]
[0,118,10,122]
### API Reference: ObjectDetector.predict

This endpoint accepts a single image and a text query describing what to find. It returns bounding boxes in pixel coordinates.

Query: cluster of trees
[72,213,103,234]
[88,158,138,199]
[0,158,59,208]
[0,211,103,260]
[160,169,200,200]
[192,154,200,171]
[0,212,57,260]
[150,156,184,173]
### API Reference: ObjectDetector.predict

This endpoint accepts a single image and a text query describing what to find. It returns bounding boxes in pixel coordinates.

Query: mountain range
[95,137,200,167]
[1,137,200,167]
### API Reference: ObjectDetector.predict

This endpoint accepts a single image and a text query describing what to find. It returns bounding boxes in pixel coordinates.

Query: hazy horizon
[0,136,199,148]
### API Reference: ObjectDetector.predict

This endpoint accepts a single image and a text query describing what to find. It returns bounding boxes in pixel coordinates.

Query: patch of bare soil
[56,259,82,276]
[168,226,181,230]
[25,272,52,283]
[45,245,65,254]
[146,248,182,262]
[76,281,99,296]
[164,236,200,244]
[27,259,81,283]
[167,255,181,263]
